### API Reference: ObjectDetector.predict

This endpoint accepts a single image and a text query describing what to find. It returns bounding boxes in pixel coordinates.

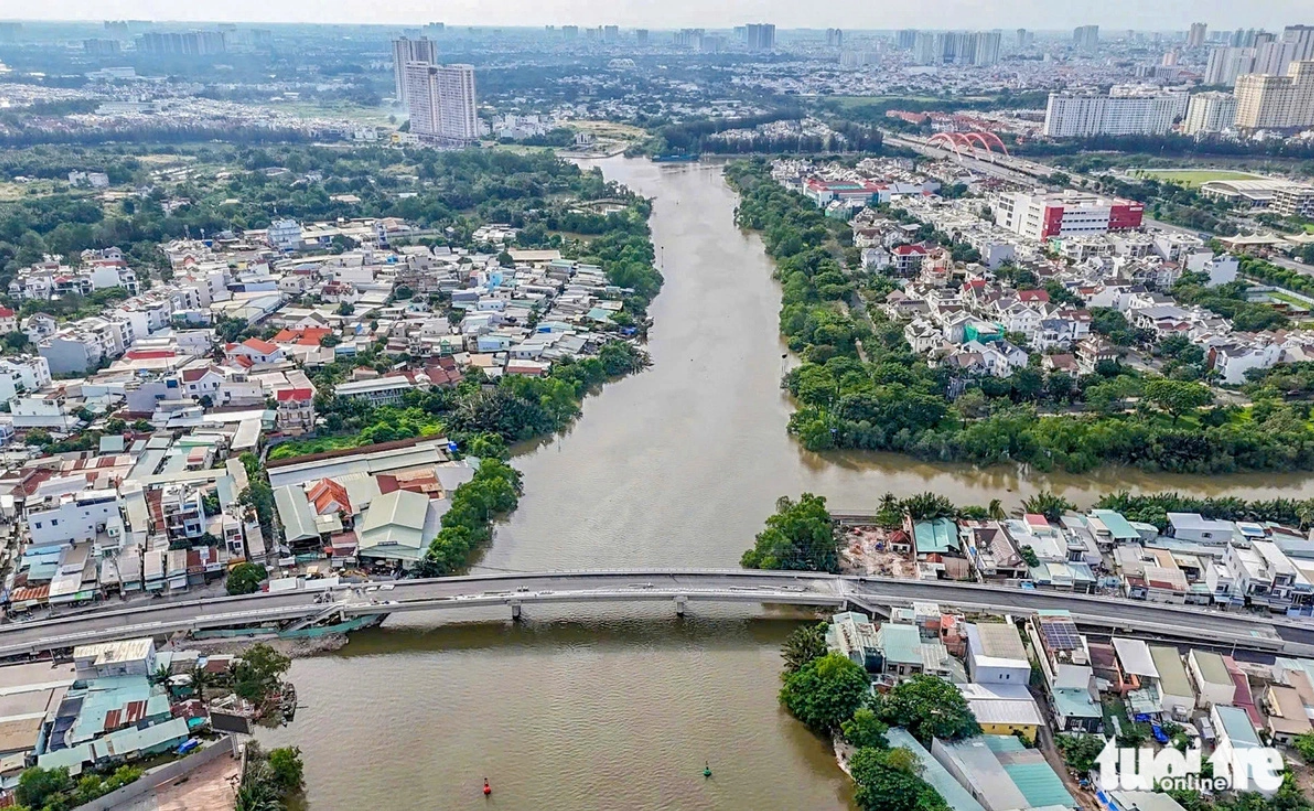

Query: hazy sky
[16,1,1311,32]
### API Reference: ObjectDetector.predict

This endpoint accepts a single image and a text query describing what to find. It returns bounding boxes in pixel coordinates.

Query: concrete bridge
[1,569,1311,659]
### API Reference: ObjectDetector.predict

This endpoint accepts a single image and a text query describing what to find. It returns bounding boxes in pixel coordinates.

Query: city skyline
[11,1,1310,32]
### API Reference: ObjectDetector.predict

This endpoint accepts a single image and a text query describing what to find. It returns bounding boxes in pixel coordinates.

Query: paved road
[1,569,1310,657]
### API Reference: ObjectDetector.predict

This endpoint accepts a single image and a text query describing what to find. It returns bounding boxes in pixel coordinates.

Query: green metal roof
[1090,509,1140,541]
[913,518,959,555]
[1002,760,1075,809]
[1051,687,1102,720]
[983,735,1026,753]
[877,623,924,665]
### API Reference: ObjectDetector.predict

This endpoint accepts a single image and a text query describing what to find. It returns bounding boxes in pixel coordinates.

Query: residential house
[1149,645,1197,719]
[274,387,316,436]
[965,622,1030,685]
[1263,684,1312,745]
[224,338,283,366]
[1026,611,1102,732]
[956,684,1045,744]
[356,489,431,569]
[826,611,882,672]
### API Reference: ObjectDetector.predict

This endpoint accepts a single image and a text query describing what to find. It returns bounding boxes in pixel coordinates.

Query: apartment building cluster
[1234,59,1314,131]
[1203,25,1314,87]
[907,30,1004,68]
[1042,85,1190,137]
[392,36,479,146]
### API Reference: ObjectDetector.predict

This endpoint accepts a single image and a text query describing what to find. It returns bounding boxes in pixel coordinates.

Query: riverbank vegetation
[725,159,1314,475]
[778,627,979,811]
[741,494,838,571]
[418,459,523,576]
[1095,491,1314,531]
[295,341,649,461]
[11,765,142,811]
[236,742,306,811]
[740,490,1075,572]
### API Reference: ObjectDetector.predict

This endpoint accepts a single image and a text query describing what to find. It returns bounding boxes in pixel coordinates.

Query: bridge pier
[675,596,687,617]
[510,600,522,621]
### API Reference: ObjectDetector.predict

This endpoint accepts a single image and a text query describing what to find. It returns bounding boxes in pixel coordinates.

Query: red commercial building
[996,189,1144,240]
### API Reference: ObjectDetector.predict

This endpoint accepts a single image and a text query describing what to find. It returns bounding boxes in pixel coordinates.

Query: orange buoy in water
[483,778,492,797]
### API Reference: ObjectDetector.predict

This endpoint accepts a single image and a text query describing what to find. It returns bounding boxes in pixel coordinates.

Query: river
[258,158,1314,809]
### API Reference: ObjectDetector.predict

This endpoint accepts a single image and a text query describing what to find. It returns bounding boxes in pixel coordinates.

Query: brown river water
[257,158,1314,810]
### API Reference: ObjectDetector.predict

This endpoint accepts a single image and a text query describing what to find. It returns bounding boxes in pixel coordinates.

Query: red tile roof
[180,366,216,383]
[307,478,351,515]
[273,327,331,347]
[276,387,313,402]
[0,307,14,318]
[124,349,176,360]
[239,338,278,355]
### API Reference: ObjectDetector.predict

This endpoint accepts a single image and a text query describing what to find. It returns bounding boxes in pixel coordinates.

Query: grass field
[1135,169,1263,187]
[267,434,365,461]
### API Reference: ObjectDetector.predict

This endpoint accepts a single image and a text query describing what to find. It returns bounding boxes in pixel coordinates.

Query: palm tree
[1021,490,1076,523]
[234,782,281,811]
[150,665,171,687]
[189,664,212,700]
[781,623,828,676]
[987,499,1007,521]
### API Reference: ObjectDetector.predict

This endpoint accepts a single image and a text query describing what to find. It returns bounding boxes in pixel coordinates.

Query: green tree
[15,766,73,809]
[741,493,838,572]
[233,643,291,704]
[227,562,267,596]
[1292,730,1314,763]
[1143,378,1213,422]
[238,451,261,478]
[1056,733,1106,775]
[849,746,949,811]
[267,747,305,796]
[781,622,829,675]
[899,492,955,520]
[234,779,282,811]
[874,675,981,745]
[779,653,871,732]
[1021,489,1075,522]
[842,707,890,750]
[239,482,276,542]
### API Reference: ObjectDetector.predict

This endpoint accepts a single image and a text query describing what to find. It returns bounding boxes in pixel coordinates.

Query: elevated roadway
[0,569,1309,658]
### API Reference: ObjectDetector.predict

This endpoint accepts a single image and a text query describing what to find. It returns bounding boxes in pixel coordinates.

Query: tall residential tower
[405,62,479,146]
[392,37,438,101]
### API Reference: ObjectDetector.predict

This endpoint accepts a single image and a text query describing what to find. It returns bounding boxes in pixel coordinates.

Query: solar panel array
[1040,618,1081,651]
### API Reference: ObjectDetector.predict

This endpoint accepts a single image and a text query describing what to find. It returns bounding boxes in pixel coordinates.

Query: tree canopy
[779,653,871,733]
[873,675,981,745]
[741,493,838,572]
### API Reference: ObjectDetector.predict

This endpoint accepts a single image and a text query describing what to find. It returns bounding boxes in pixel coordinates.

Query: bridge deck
[0,569,1307,659]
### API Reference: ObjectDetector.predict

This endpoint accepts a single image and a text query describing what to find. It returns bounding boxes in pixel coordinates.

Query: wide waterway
[259,158,1314,809]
